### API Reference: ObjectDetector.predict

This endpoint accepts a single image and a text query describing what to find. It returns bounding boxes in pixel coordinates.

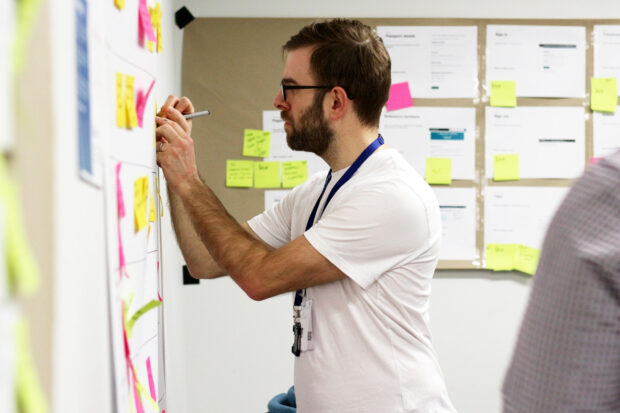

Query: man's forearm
[168,184,226,278]
[178,178,273,298]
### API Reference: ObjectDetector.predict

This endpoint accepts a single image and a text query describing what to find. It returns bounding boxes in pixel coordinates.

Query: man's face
[274,47,335,156]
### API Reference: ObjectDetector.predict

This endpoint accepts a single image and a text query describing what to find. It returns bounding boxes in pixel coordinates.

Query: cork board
[182,18,620,270]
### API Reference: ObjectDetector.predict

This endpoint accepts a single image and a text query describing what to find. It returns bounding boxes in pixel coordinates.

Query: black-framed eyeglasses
[280,81,334,101]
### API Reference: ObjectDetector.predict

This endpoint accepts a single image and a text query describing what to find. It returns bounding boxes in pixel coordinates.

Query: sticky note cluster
[226,160,308,189]
[116,73,139,129]
[485,243,540,275]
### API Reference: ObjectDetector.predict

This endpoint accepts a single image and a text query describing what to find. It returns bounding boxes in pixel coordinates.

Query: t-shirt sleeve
[247,190,295,249]
[304,182,435,289]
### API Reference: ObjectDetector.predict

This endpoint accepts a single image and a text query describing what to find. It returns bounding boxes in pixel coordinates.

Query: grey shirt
[503,150,620,412]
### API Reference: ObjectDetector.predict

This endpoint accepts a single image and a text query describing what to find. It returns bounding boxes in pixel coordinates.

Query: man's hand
[156,101,201,197]
[158,94,195,134]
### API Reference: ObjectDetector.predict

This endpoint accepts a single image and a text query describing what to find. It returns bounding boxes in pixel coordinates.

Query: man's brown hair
[283,19,391,127]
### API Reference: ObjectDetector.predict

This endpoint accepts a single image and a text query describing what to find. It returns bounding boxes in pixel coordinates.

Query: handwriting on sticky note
[282,161,308,188]
[513,245,540,275]
[148,189,157,222]
[154,3,163,52]
[254,162,281,188]
[485,244,517,271]
[490,81,517,107]
[425,158,452,185]
[493,154,520,181]
[226,160,253,187]
[591,77,617,113]
[243,129,271,158]
[134,176,149,232]
[386,82,413,112]
[125,75,139,128]
[116,73,127,128]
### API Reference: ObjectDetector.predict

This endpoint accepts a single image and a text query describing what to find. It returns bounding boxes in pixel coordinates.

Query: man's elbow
[236,274,274,301]
[186,263,223,280]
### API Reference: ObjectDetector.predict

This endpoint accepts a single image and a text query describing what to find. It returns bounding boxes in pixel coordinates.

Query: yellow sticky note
[490,80,517,107]
[134,176,149,232]
[243,129,271,157]
[16,317,49,413]
[425,158,452,185]
[114,0,124,9]
[591,77,617,113]
[125,75,139,128]
[485,243,517,271]
[282,161,308,188]
[254,162,281,188]
[513,245,540,276]
[148,190,157,222]
[116,73,127,128]
[493,154,520,181]
[155,3,163,53]
[226,160,253,187]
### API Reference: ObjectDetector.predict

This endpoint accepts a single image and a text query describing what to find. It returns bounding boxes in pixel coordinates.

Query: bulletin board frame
[182,18,620,271]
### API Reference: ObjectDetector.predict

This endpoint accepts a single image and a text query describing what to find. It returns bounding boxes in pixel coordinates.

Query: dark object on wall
[175,7,195,29]
[182,265,200,285]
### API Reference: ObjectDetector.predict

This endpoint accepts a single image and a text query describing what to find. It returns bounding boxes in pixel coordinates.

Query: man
[503,152,620,412]
[156,19,455,412]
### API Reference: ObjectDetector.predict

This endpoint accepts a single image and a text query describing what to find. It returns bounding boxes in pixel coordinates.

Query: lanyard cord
[294,135,384,306]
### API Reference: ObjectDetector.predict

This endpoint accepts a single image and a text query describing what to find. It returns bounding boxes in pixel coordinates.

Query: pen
[184,110,211,120]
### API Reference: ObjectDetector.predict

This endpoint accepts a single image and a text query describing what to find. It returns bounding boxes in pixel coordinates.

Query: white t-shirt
[248,148,456,413]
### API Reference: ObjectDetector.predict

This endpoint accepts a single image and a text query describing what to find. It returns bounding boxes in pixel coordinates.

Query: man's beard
[282,95,334,156]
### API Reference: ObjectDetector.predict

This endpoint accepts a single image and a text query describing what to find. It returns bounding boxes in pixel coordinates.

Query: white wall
[50,0,182,411]
[161,1,620,413]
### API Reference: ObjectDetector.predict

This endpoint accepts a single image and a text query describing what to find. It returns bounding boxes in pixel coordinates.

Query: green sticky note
[490,80,517,107]
[226,160,253,187]
[126,299,162,338]
[425,158,452,185]
[485,243,517,271]
[254,162,281,188]
[591,77,617,113]
[514,245,541,276]
[243,129,271,157]
[493,154,520,181]
[282,161,308,188]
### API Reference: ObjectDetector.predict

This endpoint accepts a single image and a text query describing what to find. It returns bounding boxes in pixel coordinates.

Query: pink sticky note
[116,163,128,278]
[139,0,157,42]
[386,82,413,111]
[137,80,155,127]
[146,357,157,401]
[590,157,602,165]
[133,376,145,413]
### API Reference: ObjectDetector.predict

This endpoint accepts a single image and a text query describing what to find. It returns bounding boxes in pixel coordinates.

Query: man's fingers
[156,122,181,144]
[166,106,191,132]
[175,96,195,115]
[158,94,179,117]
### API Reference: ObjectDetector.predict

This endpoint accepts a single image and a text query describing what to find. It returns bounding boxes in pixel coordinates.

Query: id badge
[300,299,314,352]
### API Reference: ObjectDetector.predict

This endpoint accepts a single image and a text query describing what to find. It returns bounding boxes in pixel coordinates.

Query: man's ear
[327,86,349,121]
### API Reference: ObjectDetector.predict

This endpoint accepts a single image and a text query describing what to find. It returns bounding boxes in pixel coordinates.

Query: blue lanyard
[294,135,384,306]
